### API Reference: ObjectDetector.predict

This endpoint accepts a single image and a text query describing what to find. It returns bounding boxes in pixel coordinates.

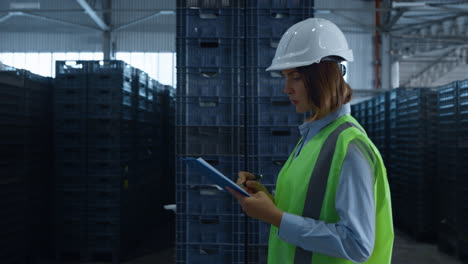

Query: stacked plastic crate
[177,1,314,262]
[456,80,468,261]
[176,1,246,263]
[246,1,313,261]
[54,60,163,262]
[391,88,437,240]
[372,94,387,161]
[0,69,53,264]
[435,81,468,260]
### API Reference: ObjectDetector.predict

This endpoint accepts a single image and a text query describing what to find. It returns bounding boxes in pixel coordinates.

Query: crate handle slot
[199,12,219,19]
[271,99,289,106]
[271,12,289,19]
[200,71,218,78]
[200,218,220,225]
[200,248,219,255]
[199,101,218,107]
[272,130,291,136]
[200,41,219,48]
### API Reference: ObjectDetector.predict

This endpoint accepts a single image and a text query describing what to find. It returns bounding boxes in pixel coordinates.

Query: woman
[228,18,394,264]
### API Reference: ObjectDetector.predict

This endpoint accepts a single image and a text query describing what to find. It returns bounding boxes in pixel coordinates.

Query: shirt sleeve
[277,142,376,263]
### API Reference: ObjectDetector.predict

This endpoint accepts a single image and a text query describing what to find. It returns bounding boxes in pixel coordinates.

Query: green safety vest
[268,114,394,264]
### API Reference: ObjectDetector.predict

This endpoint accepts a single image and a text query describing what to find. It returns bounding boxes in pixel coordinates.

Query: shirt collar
[298,103,351,138]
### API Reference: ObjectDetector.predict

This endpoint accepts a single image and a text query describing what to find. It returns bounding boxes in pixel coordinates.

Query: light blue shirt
[277,103,376,263]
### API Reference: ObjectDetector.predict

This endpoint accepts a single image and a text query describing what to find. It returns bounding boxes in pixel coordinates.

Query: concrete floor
[51,229,463,264]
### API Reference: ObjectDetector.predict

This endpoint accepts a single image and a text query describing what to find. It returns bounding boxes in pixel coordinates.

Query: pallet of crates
[247,2,313,260]
[0,69,29,264]
[435,82,462,258]
[53,61,91,261]
[455,79,468,262]
[394,88,436,241]
[86,60,138,262]
[176,6,246,262]
[372,93,386,160]
[23,70,54,261]
[385,89,398,192]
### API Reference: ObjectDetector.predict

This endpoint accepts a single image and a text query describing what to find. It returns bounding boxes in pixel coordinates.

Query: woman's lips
[291,100,298,105]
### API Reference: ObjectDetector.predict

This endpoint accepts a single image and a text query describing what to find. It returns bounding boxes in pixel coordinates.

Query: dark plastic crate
[184,38,242,68]
[178,67,240,97]
[249,97,304,126]
[248,9,313,38]
[176,155,243,185]
[56,61,89,75]
[177,185,236,215]
[182,214,237,244]
[179,8,243,38]
[177,96,242,126]
[252,127,299,156]
[250,38,278,68]
[177,244,238,264]
[248,156,287,185]
[176,126,243,156]
[256,69,285,97]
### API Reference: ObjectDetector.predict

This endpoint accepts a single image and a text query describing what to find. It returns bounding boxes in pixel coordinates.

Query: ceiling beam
[113,10,175,31]
[76,0,109,31]
[402,48,467,87]
[0,11,99,31]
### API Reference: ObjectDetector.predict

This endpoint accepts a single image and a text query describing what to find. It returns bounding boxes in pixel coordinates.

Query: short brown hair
[296,61,352,121]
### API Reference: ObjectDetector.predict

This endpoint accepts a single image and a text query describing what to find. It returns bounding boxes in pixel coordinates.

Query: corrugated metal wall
[314,0,375,92]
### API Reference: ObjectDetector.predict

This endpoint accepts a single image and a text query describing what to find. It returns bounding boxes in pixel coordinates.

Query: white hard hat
[266,18,353,72]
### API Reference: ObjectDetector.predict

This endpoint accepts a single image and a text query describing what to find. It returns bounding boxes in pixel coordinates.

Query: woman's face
[282,68,314,113]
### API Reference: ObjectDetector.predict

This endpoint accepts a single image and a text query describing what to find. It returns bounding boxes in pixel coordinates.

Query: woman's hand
[227,187,283,227]
[236,171,274,201]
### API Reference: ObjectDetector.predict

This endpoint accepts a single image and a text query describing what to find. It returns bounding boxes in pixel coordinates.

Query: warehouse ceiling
[0,0,467,87]
[0,0,175,32]
[387,0,468,87]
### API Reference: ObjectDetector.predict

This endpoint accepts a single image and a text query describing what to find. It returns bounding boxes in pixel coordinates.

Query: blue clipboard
[183,157,251,197]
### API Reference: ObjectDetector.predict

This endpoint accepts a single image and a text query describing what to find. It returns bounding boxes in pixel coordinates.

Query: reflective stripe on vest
[294,122,363,264]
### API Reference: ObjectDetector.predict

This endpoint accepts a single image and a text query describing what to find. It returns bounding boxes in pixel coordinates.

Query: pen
[239,174,263,188]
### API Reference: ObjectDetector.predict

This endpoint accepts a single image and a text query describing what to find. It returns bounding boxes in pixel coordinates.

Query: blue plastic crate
[86,103,133,120]
[179,67,240,97]
[54,102,87,119]
[177,185,236,215]
[184,38,242,68]
[177,244,238,264]
[252,127,299,156]
[256,69,285,97]
[250,38,278,68]
[248,9,312,38]
[181,214,237,244]
[176,126,243,156]
[179,8,243,38]
[87,161,123,175]
[248,156,288,185]
[176,155,243,185]
[56,60,89,75]
[88,60,133,78]
[250,97,304,126]
[177,96,242,126]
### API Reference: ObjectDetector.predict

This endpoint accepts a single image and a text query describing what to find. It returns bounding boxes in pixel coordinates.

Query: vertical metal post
[103,0,113,60]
